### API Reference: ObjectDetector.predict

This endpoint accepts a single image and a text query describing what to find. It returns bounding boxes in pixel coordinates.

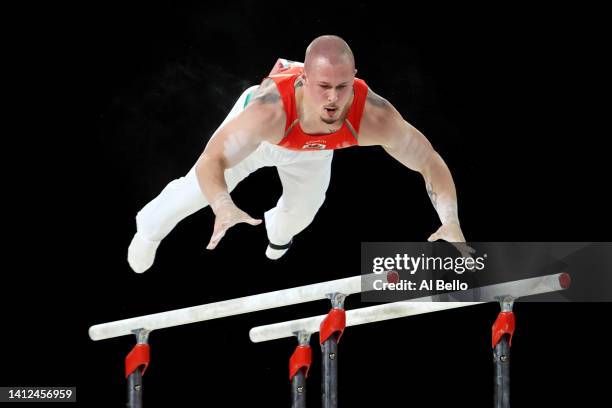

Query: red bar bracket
[125,344,150,378]
[492,311,515,348]
[320,308,346,345]
[289,345,312,380]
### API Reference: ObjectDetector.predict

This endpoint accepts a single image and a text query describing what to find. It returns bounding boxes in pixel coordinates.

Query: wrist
[210,192,234,215]
[439,210,460,226]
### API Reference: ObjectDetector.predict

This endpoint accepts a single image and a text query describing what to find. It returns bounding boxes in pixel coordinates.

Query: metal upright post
[320,292,347,408]
[492,297,515,408]
[290,331,312,408]
[125,329,151,408]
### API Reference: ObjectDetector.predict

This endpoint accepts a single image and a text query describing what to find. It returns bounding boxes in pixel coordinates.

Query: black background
[3,2,610,407]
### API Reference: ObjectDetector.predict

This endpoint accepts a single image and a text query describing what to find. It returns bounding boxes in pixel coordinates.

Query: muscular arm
[359,88,463,235]
[386,122,459,227]
[195,80,285,248]
[196,79,285,206]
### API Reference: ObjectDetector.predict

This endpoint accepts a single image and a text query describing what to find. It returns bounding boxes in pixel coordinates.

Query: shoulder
[365,86,393,112]
[358,86,405,147]
[250,78,284,107]
[238,79,286,143]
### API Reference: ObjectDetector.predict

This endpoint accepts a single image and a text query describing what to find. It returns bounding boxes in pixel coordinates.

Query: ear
[354,68,358,76]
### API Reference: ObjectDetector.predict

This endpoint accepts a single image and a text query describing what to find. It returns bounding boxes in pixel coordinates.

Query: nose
[327,90,338,104]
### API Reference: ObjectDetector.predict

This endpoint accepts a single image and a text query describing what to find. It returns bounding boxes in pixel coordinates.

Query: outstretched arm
[196,80,285,249]
[385,122,466,242]
[359,89,467,243]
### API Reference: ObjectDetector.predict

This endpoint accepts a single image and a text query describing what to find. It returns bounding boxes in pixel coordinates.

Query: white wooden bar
[249,273,570,343]
[89,272,392,341]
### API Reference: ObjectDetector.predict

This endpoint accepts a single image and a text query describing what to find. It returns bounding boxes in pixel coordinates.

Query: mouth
[324,106,338,117]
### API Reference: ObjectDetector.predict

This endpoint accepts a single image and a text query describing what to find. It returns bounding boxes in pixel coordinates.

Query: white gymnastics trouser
[129,85,333,271]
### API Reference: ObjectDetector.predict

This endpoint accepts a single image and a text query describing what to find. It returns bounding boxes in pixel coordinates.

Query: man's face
[303,59,356,125]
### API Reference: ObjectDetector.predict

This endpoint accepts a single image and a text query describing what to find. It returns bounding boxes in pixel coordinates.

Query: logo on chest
[302,141,327,150]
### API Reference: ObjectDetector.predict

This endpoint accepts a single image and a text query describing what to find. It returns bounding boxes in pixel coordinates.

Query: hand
[206,193,262,250]
[427,221,475,261]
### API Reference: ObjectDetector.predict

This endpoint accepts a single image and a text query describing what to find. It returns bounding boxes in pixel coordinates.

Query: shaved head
[304,35,355,74]
[301,35,356,126]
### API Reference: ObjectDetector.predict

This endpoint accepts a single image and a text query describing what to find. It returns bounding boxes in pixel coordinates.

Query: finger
[206,227,227,250]
[453,244,476,271]
[236,211,262,226]
[457,242,476,254]
[454,242,476,254]
[244,217,262,226]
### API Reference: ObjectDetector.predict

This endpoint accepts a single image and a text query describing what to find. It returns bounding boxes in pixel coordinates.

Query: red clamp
[386,270,400,284]
[125,344,150,378]
[492,311,515,348]
[320,308,346,345]
[289,345,312,380]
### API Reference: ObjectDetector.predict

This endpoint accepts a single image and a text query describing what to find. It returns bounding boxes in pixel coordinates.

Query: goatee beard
[321,117,338,125]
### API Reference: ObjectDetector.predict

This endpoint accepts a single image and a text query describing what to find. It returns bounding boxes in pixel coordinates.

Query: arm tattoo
[254,92,280,104]
[426,181,438,209]
[366,88,391,109]
[252,78,281,104]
